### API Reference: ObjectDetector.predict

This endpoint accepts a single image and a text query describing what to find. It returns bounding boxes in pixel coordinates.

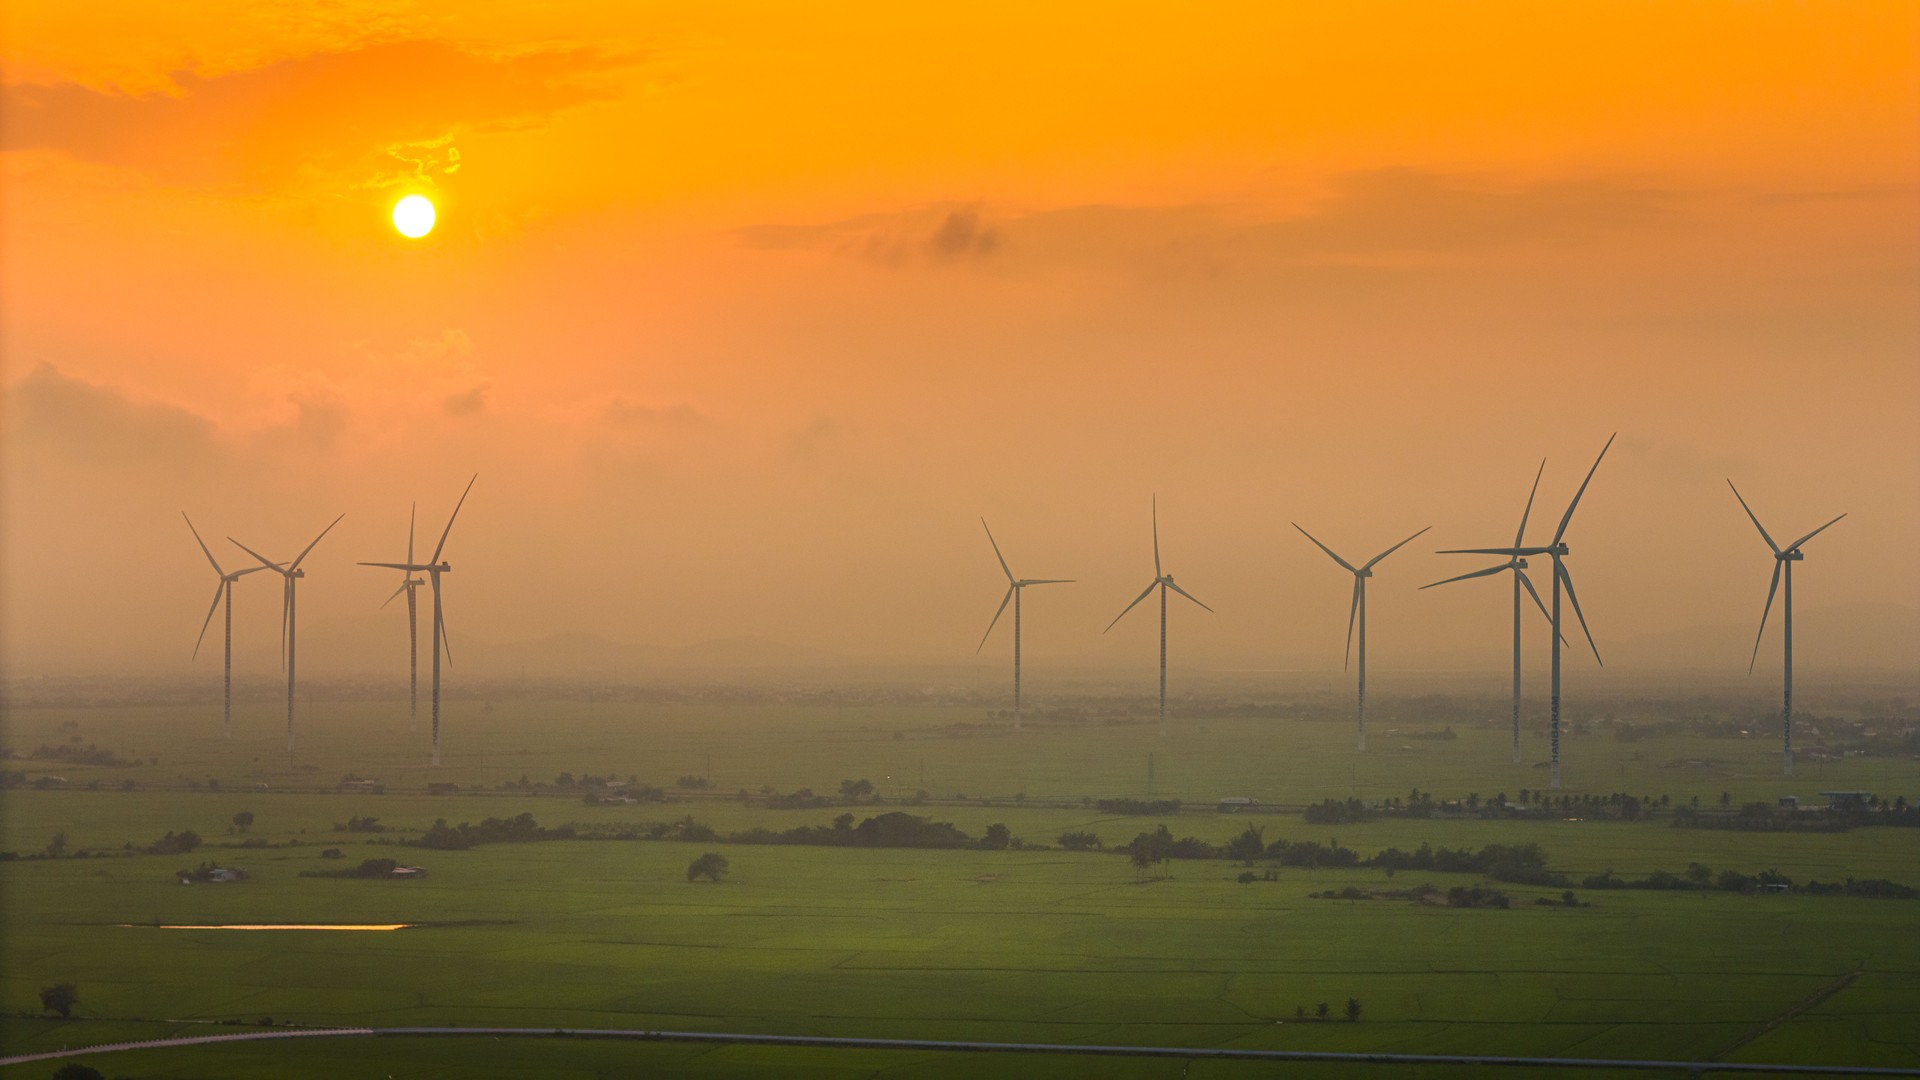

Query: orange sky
[4,2,1917,684]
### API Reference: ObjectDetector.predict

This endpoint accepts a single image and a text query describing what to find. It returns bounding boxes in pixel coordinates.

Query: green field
[2,694,1917,1077]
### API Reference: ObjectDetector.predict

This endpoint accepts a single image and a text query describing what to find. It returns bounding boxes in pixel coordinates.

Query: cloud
[739,171,1674,275]
[786,415,841,462]
[926,207,998,260]
[739,203,1001,267]
[2,40,635,190]
[604,395,705,428]
[443,382,492,417]
[3,362,220,469]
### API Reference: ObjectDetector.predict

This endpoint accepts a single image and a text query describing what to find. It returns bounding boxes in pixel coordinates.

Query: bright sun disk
[393,195,436,238]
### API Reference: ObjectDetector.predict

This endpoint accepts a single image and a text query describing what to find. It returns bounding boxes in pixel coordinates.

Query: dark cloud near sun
[0,40,635,189]
[740,171,1674,273]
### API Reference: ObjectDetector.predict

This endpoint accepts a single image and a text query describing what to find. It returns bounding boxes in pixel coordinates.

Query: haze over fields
[4,2,1917,686]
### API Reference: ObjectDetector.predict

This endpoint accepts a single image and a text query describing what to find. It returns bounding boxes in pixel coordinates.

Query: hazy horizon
[5,2,1916,690]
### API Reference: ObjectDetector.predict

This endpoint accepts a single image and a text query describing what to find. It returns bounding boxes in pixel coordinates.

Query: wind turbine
[1105,496,1212,738]
[1440,433,1614,789]
[1420,461,1563,764]
[230,514,345,759]
[361,475,477,766]
[183,513,274,739]
[1728,480,1845,777]
[1294,522,1431,751]
[975,519,1072,730]
[377,504,428,733]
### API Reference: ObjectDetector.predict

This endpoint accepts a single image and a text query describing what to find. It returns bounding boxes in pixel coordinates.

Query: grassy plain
[1,691,1916,1077]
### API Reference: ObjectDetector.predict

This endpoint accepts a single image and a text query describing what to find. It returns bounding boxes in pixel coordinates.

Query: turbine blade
[976,586,1015,653]
[1786,513,1847,553]
[407,502,416,563]
[1552,432,1615,544]
[1021,578,1075,586]
[1344,579,1360,670]
[1152,495,1162,578]
[1515,568,1566,645]
[1750,560,1782,674]
[229,565,272,578]
[1438,546,1531,556]
[359,561,425,571]
[288,513,345,573]
[435,578,454,667]
[1727,480,1782,555]
[1516,458,1546,546]
[1293,523,1357,573]
[381,580,410,610]
[1165,579,1213,613]
[193,581,224,659]
[183,513,224,576]
[431,474,478,564]
[1420,564,1508,589]
[981,518,1015,583]
[1557,561,1603,666]
[1105,579,1160,633]
[280,577,291,671]
[1361,525,1432,571]
[229,537,284,574]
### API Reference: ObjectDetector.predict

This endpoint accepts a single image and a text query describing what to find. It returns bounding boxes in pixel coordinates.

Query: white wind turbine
[184,513,274,738]
[1105,496,1212,738]
[975,519,1073,730]
[377,504,428,733]
[1728,480,1845,777]
[1294,522,1431,751]
[361,475,477,766]
[1420,461,1562,764]
[230,514,345,759]
[1440,433,1614,789]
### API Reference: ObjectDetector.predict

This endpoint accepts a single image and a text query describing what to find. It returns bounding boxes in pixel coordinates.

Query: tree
[1345,997,1362,1022]
[1129,846,1155,878]
[686,852,729,883]
[52,1065,104,1080]
[39,983,78,1018]
[1315,1002,1330,1020]
[45,831,67,858]
[1056,831,1100,851]
[838,778,874,802]
[980,823,1011,850]
[832,813,855,833]
[1686,862,1713,885]
[1224,825,1265,865]
[232,811,255,834]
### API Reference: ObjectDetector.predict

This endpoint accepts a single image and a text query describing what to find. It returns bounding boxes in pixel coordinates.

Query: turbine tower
[377,504,428,733]
[1441,433,1614,789]
[1294,522,1431,751]
[975,519,1072,730]
[361,475,477,766]
[1105,496,1212,738]
[1728,480,1845,777]
[230,514,345,759]
[184,513,273,738]
[1420,461,1562,764]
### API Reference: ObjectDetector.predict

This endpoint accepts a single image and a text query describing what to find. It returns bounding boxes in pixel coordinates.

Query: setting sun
[392,194,435,238]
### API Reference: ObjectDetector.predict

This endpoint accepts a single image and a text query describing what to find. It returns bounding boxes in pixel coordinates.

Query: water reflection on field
[123,924,413,931]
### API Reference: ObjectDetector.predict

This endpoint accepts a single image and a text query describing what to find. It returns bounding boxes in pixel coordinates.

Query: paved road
[5,1025,1919,1075]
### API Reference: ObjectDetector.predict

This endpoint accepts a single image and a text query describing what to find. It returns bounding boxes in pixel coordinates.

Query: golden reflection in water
[124,924,413,931]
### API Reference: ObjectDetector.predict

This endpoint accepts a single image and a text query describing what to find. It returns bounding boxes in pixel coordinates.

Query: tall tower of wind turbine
[230,515,345,759]
[378,504,428,733]
[1294,523,1431,751]
[1440,433,1613,789]
[1420,461,1561,764]
[184,513,272,738]
[1105,496,1212,738]
[361,475,477,767]
[1728,481,1845,777]
[975,519,1072,730]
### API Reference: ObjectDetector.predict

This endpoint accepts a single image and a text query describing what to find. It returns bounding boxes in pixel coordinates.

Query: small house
[1217,797,1259,812]
[390,866,427,878]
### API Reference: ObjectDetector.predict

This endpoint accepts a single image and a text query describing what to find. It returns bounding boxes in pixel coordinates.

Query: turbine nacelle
[1777,550,1806,562]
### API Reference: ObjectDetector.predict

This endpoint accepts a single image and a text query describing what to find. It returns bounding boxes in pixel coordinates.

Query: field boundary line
[6,1024,1919,1074]
[1717,970,1860,1059]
